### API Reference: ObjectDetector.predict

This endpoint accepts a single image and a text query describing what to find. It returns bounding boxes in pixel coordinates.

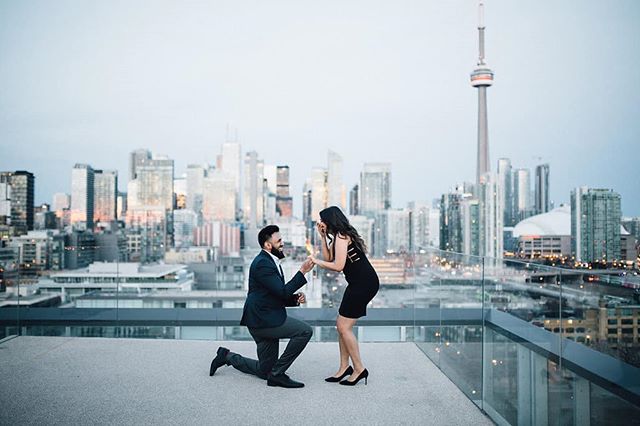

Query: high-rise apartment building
[497,158,514,226]
[535,163,550,215]
[513,168,531,223]
[0,171,35,236]
[310,168,328,222]
[571,187,622,263]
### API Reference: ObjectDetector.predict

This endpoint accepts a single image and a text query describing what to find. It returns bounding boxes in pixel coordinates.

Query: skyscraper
[479,172,504,259]
[470,1,494,184]
[327,150,346,210]
[276,166,293,217]
[535,163,550,215]
[0,171,34,236]
[440,191,464,253]
[93,170,118,223]
[571,187,622,263]
[359,163,391,219]
[129,149,152,181]
[52,193,70,213]
[513,168,531,223]
[126,156,175,261]
[243,151,264,228]
[70,164,94,230]
[497,158,514,226]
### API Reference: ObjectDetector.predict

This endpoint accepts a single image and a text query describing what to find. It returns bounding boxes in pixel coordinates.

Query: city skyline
[1,1,639,215]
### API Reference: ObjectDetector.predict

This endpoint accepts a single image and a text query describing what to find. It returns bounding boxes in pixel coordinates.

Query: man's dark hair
[258,225,280,248]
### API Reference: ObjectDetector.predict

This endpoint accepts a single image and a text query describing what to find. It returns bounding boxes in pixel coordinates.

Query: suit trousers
[227,316,313,378]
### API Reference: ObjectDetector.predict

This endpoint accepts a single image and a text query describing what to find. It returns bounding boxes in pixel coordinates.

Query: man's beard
[270,246,285,260]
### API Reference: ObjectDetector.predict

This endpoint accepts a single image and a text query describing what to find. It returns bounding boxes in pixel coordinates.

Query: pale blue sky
[1,0,639,215]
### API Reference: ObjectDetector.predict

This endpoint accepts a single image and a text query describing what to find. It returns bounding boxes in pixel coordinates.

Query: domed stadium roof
[513,205,629,237]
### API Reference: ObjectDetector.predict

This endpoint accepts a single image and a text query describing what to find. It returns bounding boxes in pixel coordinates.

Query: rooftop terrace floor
[0,336,493,425]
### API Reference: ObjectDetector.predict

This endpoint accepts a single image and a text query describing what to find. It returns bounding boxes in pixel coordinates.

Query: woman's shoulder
[336,233,351,243]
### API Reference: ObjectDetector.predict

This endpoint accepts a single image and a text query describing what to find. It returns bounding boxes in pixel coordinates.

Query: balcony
[0,336,491,425]
[1,248,640,424]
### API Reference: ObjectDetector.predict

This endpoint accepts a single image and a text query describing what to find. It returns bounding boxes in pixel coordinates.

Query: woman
[310,206,379,386]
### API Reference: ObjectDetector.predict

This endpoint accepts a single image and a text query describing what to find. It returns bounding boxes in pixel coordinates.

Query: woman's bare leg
[331,332,351,377]
[336,314,365,379]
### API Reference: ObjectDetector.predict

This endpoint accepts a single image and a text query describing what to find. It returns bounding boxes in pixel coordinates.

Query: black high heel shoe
[339,368,369,386]
[325,366,353,382]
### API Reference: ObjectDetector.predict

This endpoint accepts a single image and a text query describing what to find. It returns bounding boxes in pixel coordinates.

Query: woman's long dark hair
[319,206,367,254]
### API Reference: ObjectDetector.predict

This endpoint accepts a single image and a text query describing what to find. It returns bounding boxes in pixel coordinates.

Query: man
[209,225,315,388]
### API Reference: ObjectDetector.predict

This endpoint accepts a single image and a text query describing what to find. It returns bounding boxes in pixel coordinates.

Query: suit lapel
[261,250,284,283]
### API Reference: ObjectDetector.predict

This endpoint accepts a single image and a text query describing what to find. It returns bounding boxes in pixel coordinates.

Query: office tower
[470,1,494,184]
[310,167,328,222]
[126,156,175,261]
[70,164,94,230]
[497,158,514,226]
[94,170,118,223]
[276,166,293,217]
[327,150,346,209]
[129,149,152,180]
[360,163,391,219]
[571,187,622,263]
[349,184,359,216]
[203,170,237,223]
[52,193,70,212]
[243,151,264,228]
[186,164,206,214]
[513,168,531,223]
[535,163,550,215]
[135,157,174,209]
[479,172,504,259]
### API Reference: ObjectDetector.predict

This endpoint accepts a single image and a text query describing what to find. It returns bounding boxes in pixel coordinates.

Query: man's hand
[295,292,306,304]
[299,258,314,274]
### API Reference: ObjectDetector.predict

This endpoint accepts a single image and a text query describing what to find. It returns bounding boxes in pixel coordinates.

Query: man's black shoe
[209,347,230,376]
[267,374,304,388]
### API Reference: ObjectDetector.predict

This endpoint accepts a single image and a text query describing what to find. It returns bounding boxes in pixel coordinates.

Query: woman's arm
[312,234,348,272]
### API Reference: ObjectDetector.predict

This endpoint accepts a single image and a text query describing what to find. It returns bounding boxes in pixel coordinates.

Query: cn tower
[470,1,494,184]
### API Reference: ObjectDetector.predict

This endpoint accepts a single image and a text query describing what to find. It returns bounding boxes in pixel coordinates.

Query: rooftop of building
[0,336,492,425]
[50,262,190,278]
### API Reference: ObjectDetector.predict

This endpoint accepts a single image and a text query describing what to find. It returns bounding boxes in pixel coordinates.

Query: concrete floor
[0,336,493,425]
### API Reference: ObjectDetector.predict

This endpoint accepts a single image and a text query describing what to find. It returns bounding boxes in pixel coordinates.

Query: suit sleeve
[255,260,307,301]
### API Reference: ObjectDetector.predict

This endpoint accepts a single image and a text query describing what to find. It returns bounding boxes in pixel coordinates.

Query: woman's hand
[316,222,327,237]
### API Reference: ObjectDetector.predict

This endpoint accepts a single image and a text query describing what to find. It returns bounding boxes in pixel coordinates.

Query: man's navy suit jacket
[240,250,307,329]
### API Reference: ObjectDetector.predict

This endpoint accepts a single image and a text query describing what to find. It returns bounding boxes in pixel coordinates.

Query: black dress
[338,241,380,319]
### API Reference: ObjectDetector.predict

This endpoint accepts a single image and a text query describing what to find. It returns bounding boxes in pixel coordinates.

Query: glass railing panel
[413,249,442,367]
[417,248,484,404]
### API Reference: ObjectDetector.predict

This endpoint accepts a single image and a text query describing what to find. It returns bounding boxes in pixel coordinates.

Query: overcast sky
[1,0,639,216]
